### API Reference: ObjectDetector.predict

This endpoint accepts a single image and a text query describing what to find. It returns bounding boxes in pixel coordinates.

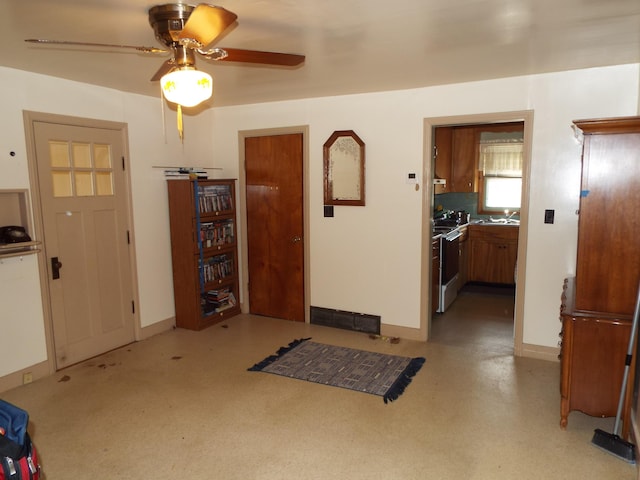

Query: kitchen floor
[1,294,635,479]
[430,283,516,355]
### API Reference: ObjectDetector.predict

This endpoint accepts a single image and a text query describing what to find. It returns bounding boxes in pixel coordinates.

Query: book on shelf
[200,219,235,247]
[199,254,234,283]
[198,185,233,213]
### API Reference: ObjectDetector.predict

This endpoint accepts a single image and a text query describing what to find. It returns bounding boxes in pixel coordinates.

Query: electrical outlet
[23,372,33,384]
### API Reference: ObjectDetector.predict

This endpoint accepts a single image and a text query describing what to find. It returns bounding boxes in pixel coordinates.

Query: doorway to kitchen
[423,111,533,356]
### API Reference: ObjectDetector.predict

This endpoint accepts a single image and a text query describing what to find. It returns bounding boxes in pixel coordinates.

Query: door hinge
[132,300,135,314]
[122,156,126,171]
[126,230,130,244]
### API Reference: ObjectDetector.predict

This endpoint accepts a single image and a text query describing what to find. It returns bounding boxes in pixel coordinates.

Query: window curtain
[479,140,523,177]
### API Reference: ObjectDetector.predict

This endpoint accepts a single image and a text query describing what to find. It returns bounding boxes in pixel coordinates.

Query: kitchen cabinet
[468,225,518,285]
[433,127,452,194]
[559,116,640,437]
[457,225,468,291]
[451,127,477,192]
[434,126,477,193]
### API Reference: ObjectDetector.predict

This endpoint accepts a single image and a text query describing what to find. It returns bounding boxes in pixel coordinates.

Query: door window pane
[94,144,112,169]
[75,172,94,196]
[96,172,114,196]
[72,143,92,168]
[52,171,73,197]
[49,141,70,168]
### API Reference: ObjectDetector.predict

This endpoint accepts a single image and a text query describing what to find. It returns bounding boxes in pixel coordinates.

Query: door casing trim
[423,110,533,355]
[238,126,310,322]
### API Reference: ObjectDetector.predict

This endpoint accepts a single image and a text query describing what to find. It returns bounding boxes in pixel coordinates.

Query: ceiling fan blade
[150,59,176,82]
[215,48,305,66]
[178,5,237,47]
[25,39,166,54]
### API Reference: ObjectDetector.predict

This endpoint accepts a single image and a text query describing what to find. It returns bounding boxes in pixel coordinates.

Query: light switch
[544,209,555,224]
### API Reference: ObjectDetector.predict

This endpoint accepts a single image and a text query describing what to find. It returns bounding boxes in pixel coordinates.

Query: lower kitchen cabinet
[559,278,634,438]
[468,224,518,285]
[457,225,468,291]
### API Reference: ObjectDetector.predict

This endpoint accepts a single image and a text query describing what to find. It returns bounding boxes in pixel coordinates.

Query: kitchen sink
[473,218,520,225]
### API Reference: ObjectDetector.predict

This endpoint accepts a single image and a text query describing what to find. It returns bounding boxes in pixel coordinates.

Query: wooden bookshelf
[167,179,240,330]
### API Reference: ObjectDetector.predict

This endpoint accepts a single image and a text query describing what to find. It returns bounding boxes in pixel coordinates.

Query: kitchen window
[477,137,523,213]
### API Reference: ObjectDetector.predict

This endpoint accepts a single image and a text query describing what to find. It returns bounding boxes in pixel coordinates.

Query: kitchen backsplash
[434,192,520,221]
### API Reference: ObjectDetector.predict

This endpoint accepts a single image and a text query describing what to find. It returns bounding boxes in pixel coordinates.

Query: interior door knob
[292,236,302,243]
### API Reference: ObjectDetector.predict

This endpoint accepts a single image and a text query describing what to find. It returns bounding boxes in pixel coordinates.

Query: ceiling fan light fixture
[161,67,212,107]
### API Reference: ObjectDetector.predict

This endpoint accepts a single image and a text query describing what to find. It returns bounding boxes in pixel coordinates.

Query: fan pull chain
[177,104,184,143]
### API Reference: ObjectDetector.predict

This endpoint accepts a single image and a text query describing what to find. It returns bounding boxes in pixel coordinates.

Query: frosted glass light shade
[161,68,213,107]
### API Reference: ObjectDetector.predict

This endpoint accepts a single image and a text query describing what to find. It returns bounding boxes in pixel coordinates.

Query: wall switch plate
[406,173,417,184]
[544,209,555,224]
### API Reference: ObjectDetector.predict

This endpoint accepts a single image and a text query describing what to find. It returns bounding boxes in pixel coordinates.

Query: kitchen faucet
[504,209,519,220]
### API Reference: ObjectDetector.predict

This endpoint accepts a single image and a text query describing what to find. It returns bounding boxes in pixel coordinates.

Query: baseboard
[0,319,175,394]
[0,360,50,394]
[381,324,426,342]
[139,316,175,341]
[519,342,560,362]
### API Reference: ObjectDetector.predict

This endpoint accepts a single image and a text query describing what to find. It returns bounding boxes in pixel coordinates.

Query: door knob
[51,257,63,279]
[291,236,302,243]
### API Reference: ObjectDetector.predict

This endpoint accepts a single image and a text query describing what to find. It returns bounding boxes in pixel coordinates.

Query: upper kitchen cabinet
[433,126,477,193]
[433,127,452,194]
[451,127,477,192]
[434,122,523,195]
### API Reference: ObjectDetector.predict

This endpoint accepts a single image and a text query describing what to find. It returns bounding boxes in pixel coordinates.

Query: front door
[245,133,304,321]
[33,120,135,368]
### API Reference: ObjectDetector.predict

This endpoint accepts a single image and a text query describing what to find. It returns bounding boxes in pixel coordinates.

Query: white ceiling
[1,0,639,107]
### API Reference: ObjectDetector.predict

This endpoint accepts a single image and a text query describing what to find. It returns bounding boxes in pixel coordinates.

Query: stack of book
[202,288,237,315]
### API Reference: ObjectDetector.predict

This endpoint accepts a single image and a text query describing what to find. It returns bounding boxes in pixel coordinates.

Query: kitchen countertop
[432,219,519,239]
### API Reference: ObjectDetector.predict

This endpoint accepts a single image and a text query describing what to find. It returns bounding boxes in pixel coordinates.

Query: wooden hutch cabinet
[559,117,640,438]
[167,179,241,330]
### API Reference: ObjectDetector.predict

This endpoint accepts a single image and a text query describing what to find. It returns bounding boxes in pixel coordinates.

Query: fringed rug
[248,338,425,403]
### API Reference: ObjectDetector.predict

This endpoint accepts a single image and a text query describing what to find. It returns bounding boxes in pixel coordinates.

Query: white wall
[0,62,638,384]
[209,63,639,348]
[0,67,215,378]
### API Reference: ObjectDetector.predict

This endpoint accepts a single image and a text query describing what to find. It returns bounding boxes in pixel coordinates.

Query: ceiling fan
[25,3,306,105]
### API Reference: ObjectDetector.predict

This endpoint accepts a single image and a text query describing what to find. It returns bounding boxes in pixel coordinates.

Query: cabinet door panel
[451,127,477,192]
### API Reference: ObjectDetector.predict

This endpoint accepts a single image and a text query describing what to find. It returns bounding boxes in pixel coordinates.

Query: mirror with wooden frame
[323,130,365,206]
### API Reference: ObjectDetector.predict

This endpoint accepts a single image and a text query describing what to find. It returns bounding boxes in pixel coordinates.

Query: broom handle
[614,281,640,437]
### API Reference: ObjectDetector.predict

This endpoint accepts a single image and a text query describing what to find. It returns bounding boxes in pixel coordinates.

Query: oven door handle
[445,230,462,241]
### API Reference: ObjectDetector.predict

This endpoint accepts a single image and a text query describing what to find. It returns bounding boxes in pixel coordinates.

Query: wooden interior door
[33,120,135,368]
[245,133,304,321]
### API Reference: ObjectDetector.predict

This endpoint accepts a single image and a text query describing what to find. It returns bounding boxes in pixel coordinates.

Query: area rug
[248,338,425,403]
